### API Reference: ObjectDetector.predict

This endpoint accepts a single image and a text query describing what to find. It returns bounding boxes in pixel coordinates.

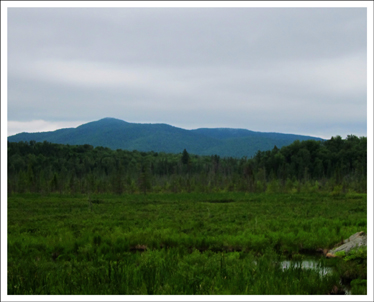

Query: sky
[4,3,372,140]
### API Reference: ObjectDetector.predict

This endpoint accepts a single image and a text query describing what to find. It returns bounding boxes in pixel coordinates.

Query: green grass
[7,192,367,294]
[8,248,342,295]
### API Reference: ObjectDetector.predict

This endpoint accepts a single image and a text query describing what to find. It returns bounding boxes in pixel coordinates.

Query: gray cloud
[7,7,368,138]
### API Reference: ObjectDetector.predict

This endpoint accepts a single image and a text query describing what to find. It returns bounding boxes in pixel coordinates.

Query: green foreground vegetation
[8,192,367,295]
[7,136,367,294]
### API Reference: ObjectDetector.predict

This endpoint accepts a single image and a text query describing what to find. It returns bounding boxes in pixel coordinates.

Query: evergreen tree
[181,149,190,165]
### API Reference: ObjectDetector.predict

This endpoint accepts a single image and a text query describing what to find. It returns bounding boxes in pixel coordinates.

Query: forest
[7,134,367,195]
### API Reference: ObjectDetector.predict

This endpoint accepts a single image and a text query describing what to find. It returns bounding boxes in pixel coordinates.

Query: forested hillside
[7,135,366,194]
[7,118,324,158]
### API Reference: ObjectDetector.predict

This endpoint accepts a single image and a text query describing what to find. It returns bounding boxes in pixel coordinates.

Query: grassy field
[7,192,367,295]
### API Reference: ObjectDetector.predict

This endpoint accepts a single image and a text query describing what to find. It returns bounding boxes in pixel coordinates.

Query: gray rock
[328,231,366,256]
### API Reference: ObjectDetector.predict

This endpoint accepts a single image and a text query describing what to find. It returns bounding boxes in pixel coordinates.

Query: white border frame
[2,1,373,301]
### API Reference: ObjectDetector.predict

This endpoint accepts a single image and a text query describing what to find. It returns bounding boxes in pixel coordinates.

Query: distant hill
[7,118,324,158]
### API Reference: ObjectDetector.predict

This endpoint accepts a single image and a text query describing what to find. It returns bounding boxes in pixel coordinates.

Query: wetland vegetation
[8,192,367,294]
[7,135,367,295]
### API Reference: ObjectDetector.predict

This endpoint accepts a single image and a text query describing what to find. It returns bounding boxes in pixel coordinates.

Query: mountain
[7,117,324,158]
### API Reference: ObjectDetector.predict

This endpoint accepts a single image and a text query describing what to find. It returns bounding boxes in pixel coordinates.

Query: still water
[280,259,333,277]
[280,259,351,294]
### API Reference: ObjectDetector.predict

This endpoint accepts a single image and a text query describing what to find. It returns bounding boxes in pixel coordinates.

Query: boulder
[327,231,366,257]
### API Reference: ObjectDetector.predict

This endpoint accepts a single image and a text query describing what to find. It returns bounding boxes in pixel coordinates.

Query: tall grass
[8,192,367,294]
[8,247,341,295]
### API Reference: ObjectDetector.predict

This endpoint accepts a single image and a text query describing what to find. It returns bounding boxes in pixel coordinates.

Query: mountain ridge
[8,118,324,158]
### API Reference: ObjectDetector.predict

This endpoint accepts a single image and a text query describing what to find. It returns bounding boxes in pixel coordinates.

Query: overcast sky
[5,5,369,139]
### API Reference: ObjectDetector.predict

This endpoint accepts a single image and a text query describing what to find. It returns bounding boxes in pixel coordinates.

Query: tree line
[7,135,367,195]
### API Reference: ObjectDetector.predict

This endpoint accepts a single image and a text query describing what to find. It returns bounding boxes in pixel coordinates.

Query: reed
[8,192,367,294]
